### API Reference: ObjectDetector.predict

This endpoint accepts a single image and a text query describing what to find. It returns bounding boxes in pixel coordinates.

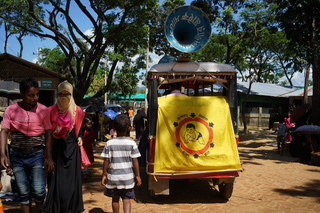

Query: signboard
[42,80,53,87]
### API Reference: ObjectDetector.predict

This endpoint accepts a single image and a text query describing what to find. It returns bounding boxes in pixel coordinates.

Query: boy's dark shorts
[104,188,136,199]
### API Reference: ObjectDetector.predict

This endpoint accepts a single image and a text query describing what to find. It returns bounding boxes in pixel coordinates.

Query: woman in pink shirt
[42,81,85,213]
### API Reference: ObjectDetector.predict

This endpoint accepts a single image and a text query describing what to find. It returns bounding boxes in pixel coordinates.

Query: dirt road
[4,130,320,212]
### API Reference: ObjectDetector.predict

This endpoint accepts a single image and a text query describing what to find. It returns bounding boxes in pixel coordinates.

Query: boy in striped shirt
[101,114,142,213]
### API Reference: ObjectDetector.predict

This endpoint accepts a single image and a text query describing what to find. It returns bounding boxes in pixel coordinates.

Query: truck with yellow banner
[146,61,242,200]
[144,5,242,200]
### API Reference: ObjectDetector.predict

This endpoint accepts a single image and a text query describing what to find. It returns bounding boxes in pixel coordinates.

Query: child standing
[276,120,286,154]
[101,114,142,213]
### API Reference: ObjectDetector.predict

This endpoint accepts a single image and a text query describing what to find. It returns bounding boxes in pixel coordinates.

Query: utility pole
[144,26,149,114]
[104,60,108,105]
[303,64,310,104]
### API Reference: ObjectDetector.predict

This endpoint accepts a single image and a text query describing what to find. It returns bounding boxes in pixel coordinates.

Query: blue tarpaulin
[104,109,117,120]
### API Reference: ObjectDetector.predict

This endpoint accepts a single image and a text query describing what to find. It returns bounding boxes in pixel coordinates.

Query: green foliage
[150,0,187,57]
[1,0,318,106]
[274,0,320,59]
[191,0,304,86]
[0,0,159,103]
[108,65,139,100]
[0,0,43,56]
[38,47,66,73]
[86,67,105,97]
[272,0,320,124]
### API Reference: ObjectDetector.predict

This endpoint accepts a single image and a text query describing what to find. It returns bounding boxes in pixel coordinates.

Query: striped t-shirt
[101,137,141,189]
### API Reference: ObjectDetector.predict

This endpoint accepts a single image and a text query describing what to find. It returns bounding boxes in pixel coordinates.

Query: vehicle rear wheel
[218,182,234,200]
[149,190,156,199]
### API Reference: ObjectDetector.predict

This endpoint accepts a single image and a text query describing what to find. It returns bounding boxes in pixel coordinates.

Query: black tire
[218,182,234,200]
[149,190,156,199]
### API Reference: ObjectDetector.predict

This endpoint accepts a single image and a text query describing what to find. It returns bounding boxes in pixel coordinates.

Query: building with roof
[102,82,308,130]
[237,81,304,130]
[108,93,146,111]
[285,86,313,105]
[0,53,61,107]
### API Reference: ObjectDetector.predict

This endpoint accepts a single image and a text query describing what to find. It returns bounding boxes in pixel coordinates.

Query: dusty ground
[3,129,320,212]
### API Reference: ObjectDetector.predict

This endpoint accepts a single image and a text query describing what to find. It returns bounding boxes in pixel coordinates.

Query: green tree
[38,47,67,73]
[272,0,320,125]
[0,0,158,104]
[192,1,300,132]
[38,46,140,99]
[86,66,105,97]
[191,3,248,66]
[0,0,42,57]
[191,0,303,86]
[150,0,186,58]
[270,31,307,86]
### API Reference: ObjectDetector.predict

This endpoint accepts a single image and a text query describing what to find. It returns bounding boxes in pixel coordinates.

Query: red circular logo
[175,116,214,157]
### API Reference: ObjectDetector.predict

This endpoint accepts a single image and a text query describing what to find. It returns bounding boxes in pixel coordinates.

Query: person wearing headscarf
[42,81,85,213]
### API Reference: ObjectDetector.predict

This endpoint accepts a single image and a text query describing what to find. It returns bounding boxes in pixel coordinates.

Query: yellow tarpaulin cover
[154,96,242,173]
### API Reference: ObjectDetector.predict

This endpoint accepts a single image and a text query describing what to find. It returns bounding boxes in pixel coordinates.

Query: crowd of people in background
[1,78,317,212]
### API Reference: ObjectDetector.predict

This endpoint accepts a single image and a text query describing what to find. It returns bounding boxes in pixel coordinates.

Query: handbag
[0,145,13,193]
[80,146,91,169]
[0,170,12,193]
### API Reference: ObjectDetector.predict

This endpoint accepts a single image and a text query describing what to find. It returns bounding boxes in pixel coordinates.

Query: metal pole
[144,26,149,115]
[104,61,107,105]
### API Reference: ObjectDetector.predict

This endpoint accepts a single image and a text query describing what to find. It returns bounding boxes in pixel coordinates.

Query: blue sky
[1,1,192,62]
[0,1,308,87]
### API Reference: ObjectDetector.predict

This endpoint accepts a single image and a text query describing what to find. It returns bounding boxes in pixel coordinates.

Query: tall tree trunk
[241,81,253,133]
[311,17,320,125]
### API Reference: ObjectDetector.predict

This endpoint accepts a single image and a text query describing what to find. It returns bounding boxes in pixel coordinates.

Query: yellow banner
[154,96,241,173]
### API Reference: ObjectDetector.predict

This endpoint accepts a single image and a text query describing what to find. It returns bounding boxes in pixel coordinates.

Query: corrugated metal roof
[281,86,313,97]
[149,62,236,73]
[87,83,309,101]
[237,82,303,97]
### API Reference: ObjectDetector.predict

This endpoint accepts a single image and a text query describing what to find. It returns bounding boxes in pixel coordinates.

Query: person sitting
[165,82,187,96]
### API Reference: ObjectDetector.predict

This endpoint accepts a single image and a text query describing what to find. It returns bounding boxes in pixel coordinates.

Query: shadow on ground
[274,179,320,201]
[238,129,302,165]
[87,143,230,205]
[134,167,228,204]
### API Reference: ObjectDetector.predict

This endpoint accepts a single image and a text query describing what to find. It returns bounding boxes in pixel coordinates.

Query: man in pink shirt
[0,78,54,213]
[165,82,187,96]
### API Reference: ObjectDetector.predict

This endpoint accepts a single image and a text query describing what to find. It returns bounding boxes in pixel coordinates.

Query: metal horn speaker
[165,5,211,53]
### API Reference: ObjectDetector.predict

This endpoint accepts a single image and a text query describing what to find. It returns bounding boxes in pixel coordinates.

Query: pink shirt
[166,90,187,96]
[2,103,51,137]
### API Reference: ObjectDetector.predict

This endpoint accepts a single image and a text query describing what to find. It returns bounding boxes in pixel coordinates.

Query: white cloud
[83,28,94,37]
[147,52,163,69]
[291,72,305,87]
[291,68,312,87]
[32,57,38,64]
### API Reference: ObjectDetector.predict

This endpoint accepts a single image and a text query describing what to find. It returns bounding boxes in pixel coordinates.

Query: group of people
[0,78,142,213]
[276,112,295,154]
[276,110,314,163]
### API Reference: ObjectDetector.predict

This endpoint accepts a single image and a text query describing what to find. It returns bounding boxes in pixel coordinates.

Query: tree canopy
[1,0,319,125]
[0,0,160,103]
[272,0,320,125]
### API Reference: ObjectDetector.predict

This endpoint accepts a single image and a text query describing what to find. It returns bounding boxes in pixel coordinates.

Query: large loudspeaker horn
[165,5,211,53]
